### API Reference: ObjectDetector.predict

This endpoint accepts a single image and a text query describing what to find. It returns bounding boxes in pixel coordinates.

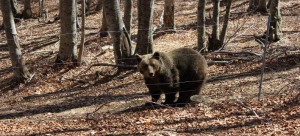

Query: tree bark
[257,0,268,14]
[100,1,109,37]
[197,0,206,52]
[22,0,32,19]
[208,0,222,51]
[56,0,78,63]
[10,0,20,17]
[38,0,45,17]
[124,0,133,36]
[212,0,220,41]
[78,0,86,65]
[135,0,154,55]
[1,0,31,82]
[163,0,175,30]
[220,0,232,46]
[269,0,281,42]
[248,0,259,11]
[85,0,92,12]
[95,0,103,11]
[103,0,132,64]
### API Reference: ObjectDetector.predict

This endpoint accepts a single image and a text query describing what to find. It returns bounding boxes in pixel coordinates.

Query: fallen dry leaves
[0,0,300,135]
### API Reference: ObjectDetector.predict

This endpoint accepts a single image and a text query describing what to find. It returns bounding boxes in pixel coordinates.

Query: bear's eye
[151,63,157,68]
[142,64,148,70]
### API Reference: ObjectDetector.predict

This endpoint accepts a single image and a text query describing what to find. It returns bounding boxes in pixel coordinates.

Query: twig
[218,21,255,51]
[234,99,259,117]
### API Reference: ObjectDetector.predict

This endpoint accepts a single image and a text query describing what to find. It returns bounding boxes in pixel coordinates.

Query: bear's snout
[149,72,155,77]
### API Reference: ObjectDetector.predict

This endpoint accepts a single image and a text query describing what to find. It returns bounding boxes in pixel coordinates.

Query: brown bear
[136,47,208,106]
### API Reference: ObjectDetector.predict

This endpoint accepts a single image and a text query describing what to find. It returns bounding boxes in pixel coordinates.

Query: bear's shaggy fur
[136,48,208,106]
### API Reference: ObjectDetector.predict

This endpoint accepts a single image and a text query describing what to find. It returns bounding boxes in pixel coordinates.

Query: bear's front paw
[162,101,176,107]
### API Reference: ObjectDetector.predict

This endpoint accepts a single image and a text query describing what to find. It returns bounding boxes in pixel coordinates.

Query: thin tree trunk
[78,0,85,65]
[103,0,132,64]
[220,0,232,46]
[267,0,271,8]
[208,0,221,51]
[95,0,103,11]
[100,5,109,37]
[269,0,281,42]
[163,0,175,30]
[38,0,45,17]
[124,0,133,36]
[1,0,31,82]
[10,0,20,17]
[257,0,268,14]
[135,0,154,55]
[75,0,81,29]
[85,0,92,12]
[56,0,78,63]
[96,0,108,37]
[248,0,259,11]
[197,0,206,52]
[212,0,220,41]
[22,0,32,19]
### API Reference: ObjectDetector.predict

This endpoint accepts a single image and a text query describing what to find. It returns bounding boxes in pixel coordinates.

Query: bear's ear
[135,54,143,63]
[152,52,160,60]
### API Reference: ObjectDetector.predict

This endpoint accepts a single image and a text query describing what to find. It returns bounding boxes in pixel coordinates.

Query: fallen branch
[29,50,55,54]
[212,50,262,56]
[60,76,90,84]
[207,60,234,65]
[207,57,256,65]
[92,63,137,69]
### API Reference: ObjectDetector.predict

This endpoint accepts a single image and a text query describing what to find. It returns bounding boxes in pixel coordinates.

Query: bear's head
[136,52,161,78]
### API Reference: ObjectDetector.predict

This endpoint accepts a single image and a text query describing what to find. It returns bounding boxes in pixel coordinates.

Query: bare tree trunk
[22,0,32,19]
[75,0,81,29]
[135,0,154,55]
[103,0,132,64]
[96,0,108,37]
[269,0,281,42]
[267,0,271,8]
[78,0,86,65]
[220,0,232,46]
[212,0,220,41]
[38,0,48,22]
[38,0,45,17]
[10,0,20,17]
[100,7,109,37]
[197,0,206,52]
[1,0,31,83]
[257,0,268,14]
[124,0,133,36]
[163,0,175,30]
[248,0,259,11]
[85,0,92,12]
[56,0,78,63]
[95,0,103,11]
[208,0,222,51]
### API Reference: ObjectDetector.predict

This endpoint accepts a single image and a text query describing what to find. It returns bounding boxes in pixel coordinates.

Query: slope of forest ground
[0,0,300,135]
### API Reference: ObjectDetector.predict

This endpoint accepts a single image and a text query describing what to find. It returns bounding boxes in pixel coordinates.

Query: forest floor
[0,0,300,135]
